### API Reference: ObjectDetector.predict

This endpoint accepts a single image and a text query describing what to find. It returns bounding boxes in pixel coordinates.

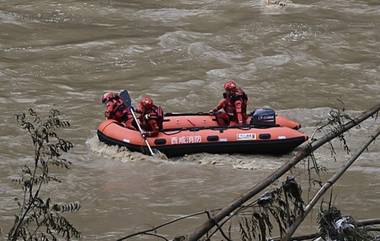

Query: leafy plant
[8,108,80,241]
[237,176,304,241]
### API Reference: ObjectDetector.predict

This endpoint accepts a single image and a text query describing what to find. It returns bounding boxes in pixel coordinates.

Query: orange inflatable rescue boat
[97,108,308,157]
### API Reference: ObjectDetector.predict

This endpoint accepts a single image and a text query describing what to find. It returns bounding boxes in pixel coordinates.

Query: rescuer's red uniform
[101,92,134,129]
[210,80,248,126]
[136,96,164,137]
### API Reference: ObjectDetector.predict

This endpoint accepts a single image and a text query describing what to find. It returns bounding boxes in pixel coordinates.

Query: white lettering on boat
[278,136,287,139]
[237,133,256,140]
[171,136,202,144]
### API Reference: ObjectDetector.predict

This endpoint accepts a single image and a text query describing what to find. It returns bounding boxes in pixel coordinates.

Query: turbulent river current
[0,0,379,240]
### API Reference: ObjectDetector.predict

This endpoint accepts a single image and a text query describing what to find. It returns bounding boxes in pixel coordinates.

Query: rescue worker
[101,92,134,129]
[209,80,248,126]
[136,96,164,137]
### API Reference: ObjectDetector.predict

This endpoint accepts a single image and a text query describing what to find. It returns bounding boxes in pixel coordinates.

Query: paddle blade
[120,90,132,108]
[154,150,168,160]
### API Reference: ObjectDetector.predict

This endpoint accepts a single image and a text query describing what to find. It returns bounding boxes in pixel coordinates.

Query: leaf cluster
[238,176,304,241]
[9,198,80,241]
[8,108,80,241]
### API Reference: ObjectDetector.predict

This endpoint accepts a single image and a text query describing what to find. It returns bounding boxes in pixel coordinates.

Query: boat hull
[97,114,307,157]
[97,129,307,157]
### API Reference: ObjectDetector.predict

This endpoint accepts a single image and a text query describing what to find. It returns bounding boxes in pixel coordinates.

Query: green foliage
[8,108,80,241]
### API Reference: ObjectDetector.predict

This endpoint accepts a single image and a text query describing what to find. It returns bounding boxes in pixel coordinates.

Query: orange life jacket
[223,88,248,117]
[140,105,164,130]
[105,98,131,122]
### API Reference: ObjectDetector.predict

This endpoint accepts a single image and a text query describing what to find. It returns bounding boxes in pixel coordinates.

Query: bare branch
[187,103,380,241]
[280,126,380,241]
[116,209,221,241]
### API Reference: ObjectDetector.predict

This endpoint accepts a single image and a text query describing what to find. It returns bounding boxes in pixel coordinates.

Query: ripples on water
[1,0,380,240]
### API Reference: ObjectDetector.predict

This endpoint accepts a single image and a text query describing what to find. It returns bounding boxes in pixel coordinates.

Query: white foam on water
[0,10,23,25]
[87,134,287,171]
[86,135,168,164]
[176,152,289,171]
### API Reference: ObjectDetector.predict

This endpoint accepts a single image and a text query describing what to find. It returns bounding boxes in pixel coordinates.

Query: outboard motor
[250,108,276,128]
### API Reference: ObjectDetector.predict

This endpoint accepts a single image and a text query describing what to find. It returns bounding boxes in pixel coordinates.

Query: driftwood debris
[280,126,380,241]
[270,219,380,241]
[187,103,380,241]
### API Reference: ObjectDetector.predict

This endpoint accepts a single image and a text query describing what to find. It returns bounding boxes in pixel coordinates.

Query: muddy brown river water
[0,0,379,240]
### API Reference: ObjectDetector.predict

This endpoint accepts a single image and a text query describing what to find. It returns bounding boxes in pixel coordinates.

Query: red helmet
[140,96,153,109]
[224,80,237,91]
[101,92,116,104]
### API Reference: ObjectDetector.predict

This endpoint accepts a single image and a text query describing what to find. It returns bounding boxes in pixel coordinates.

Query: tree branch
[270,218,380,241]
[280,126,380,241]
[187,103,380,241]
[117,209,221,241]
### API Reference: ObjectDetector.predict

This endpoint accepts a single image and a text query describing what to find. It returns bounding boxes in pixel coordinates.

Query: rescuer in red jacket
[210,80,248,126]
[136,96,164,137]
[101,92,134,129]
